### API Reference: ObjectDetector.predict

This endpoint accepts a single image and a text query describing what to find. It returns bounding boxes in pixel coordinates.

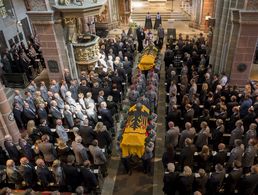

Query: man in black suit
[80,160,98,194]
[35,158,53,189]
[78,119,96,147]
[193,169,208,195]
[37,103,48,121]
[99,101,114,136]
[239,164,258,195]
[23,102,36,122]
[4,135,20,164]
[13,102,25,131]
[213,143,227,167]
[62,155,82,192]
[78,80,91,96]
[184,104,194,124]
[163,163,179,195]
[207,164,225,195]
[180,138,196,170]
[224,160,243,195]
[19,157,38,189]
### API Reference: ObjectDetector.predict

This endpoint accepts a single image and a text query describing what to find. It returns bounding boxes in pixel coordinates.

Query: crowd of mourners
[0,30,141,194]
[1,24,258,195]
[0,36,45,83]
[162,33,258,195]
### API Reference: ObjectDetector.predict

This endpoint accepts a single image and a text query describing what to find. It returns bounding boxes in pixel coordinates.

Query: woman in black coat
[163,163,179,195]
[178,166,194,195]
[162,144,176,169]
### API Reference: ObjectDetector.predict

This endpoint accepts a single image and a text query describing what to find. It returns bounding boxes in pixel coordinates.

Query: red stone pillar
[27,12,65,81]
[0,83,20,144]
[199,0,215,32]
[230,10,258,86]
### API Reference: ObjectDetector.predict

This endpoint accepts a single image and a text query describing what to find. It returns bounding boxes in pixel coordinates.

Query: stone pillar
[230,10,258,85]
[0,83,20,144]
[213,0,230,74]
[27,11,66,81]
[222,0,240,74]
[199,0,215,32]
[209,0,224,67]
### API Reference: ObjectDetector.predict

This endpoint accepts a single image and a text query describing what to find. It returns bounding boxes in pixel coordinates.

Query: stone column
[213,0,230,74]
[0,113,9,147]
[222,0,240,74]
[199,0,215,32]
[27,11,66,81]
[0,83,20,144]
[230,10,258,85]
[209,0,224,67]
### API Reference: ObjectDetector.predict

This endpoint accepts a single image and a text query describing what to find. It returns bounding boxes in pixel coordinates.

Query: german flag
[120,104,150,158]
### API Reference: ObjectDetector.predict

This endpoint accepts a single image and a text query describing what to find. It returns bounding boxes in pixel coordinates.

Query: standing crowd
[0,31,139,193]
[163,32,258,195]
[0,36,45,83]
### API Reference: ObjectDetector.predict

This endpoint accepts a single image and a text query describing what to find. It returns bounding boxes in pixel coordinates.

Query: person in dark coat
[162,144,176,170]
[163,163,179,195]
[37,119,56,144]
[154,12,162,30]
[23,102,36,122]
[80,160,98,194]
[38,134,56,165]
[166,105,181,128]
[212,119,224,151]
[224,160,243,195]
[194,169,208,195]
[99,101,114,135]
[145,12,152,29]
[19,157,38,189]
[178,166,194,195]
[136,27,145,53]
[78,119,96,147]
[35,158,53,189]
[62,155,82,192]
[180,138,196,170]
[37,103,48,121]
[184,104,195,124]
[213,143,227,167]
[4,135,20,164]
[13,103,25,131]
[94,122,112,154]
[19,138,35,162]
[207,164,225,195]
[56,139,73,163]
[239,164,258,195]
[0,146,8,166]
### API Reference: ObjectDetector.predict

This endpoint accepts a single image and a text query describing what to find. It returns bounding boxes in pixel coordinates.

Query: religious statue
[145,12,152,30]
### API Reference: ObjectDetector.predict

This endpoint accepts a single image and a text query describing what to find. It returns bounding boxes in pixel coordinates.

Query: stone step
[131,11,190,21]
[131,15,190,21]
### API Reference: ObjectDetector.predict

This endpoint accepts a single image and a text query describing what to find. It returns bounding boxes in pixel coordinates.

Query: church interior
[0,0,258,194]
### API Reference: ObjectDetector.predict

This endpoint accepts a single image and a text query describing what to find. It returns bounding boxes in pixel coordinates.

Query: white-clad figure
[98,52,108,72]
[65,91,77,112]
[107,55,114,71]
